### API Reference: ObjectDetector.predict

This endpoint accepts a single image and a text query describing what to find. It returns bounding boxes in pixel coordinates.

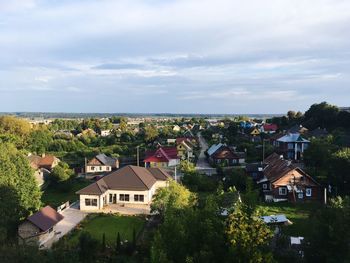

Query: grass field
[42,178,91,208]
[68,214,146,245]
[257,202,322,237]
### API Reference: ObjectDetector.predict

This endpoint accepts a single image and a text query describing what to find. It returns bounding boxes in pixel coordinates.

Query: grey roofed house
[207,143,224,156]
[27,206,64,232]
[96,153,118,168]
[277,133,310,143]
[76,165,172,195]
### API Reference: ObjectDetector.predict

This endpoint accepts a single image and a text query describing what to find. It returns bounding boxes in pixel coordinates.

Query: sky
[1,0,350,114]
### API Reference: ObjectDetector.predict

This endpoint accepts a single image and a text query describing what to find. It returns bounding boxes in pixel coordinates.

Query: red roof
[263,124,278,131]
[144,147,178,163]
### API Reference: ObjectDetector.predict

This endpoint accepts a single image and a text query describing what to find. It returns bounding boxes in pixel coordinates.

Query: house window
[107,167,111,171]
[279,187,287,195]
[263,184,268,190]
[99,166,102,171]
[109,194,113,203]
[91,166,95,171]
[306,188,312,197]
[298,192,304,199]
[119,194,130,202]
[134,195,144,202]
[85,198,98,206]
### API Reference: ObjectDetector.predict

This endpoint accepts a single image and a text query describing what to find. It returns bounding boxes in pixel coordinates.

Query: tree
[78,232,99,263]
[305,196,350,262]
[28,129,53,154]
[304,102,339,130]
[0,116,31,137]
[226,203,274,263]
[144,125,159,142]
[151,181,196,216]
[50,162,73,184]
[330,148,350,195]
[101,233,106,252]
[116,232,121,254]
[179,160,196,174]
[0,143,41,239]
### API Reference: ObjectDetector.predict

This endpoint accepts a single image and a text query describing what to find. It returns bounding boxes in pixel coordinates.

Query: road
[196,132,217,175]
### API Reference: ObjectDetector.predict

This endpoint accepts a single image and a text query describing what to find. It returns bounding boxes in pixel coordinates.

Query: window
[99,166,102,171]
[306,188,312,197]
[279,187,287,195]
[85,198,98,206]
[134,195,144,202]
[298,192,303,199]
[109,194,113,203]
[107,167,111,171]
[119,194,130,202]
[263,184,268,190]
[91,166,95,171]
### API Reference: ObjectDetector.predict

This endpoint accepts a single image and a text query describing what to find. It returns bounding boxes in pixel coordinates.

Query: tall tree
[226,203,274,263]
[0,143,41,240]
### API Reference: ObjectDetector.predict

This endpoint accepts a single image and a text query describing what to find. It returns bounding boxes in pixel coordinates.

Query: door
[113,194,117,204]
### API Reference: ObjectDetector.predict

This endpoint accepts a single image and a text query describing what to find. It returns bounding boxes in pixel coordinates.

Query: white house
[76,165,172,211]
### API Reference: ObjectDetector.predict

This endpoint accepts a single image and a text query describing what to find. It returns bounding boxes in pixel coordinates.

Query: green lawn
[68,214,146,245]
[257,202,321,237]
[42,178,91,208]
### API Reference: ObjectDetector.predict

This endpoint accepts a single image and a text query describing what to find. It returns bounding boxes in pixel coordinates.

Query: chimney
[280,155,284,160]
[41,153,46,158]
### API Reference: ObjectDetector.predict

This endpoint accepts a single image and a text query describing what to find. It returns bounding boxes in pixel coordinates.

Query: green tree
[0,143,41,239]
[331,148,350,195]
[28,129,53,154]
[144,125,159,142]
[305,196,350,262]
[226,203,274,263]
[151,181,196,216]
[50,162,73,184]
[78,232,99,263]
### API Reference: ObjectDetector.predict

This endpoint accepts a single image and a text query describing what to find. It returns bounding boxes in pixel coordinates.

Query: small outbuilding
[18,206,63,247]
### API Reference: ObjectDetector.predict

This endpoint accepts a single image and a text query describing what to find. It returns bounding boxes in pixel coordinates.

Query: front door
[113,194,117,204]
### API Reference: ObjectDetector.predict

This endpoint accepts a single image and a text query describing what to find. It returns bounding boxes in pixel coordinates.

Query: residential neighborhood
[1,0,350,261]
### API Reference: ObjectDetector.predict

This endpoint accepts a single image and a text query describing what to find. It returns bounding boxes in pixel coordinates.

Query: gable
[88,157,104,166]
[273,169,318,187]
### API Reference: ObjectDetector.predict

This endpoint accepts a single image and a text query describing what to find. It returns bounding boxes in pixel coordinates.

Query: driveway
[196,132,217,175]
[41,202,87,249]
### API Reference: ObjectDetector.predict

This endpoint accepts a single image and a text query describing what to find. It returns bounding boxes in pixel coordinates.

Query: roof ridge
[96,178,107,193]
[158,148,170,161]
[129,166,152,190]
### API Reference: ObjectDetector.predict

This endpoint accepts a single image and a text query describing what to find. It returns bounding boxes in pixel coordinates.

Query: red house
[144,147,180,168]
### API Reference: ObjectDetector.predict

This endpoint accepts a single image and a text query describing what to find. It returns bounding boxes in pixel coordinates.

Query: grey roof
[207,143,224,156]
[277,133,310,143]
[96,153,118,167]
[76,165,171,195]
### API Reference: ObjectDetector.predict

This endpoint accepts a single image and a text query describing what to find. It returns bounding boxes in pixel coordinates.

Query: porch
[101,203,151,215]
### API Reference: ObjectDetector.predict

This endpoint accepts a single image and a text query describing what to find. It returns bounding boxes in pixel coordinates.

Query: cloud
[0,0,350,113]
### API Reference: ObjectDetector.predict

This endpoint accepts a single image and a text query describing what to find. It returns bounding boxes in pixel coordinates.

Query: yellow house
[250,127,261,136]
[177,141,193,159]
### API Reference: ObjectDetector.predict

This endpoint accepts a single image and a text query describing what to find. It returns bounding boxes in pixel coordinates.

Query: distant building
[207,143,246,166]
[144,147,180,168]
[275,133,310,160]
[100,129,112,137]
[18,206,63,247]
[86,153,119,174]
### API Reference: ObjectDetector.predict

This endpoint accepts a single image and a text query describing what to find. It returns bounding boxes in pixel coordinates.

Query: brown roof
[27,155,42,169]
[76,165,171,195]
[27,206,63,232]
[147,168,172,181]
[39,155,57,167]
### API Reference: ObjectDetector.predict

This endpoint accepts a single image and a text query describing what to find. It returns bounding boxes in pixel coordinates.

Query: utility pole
[136,146,140,167]
[174,166,177,182]
[262,139,265,161]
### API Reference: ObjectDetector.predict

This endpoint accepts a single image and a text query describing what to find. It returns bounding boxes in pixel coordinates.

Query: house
[249,127,261,136]
[207,143,246,166]
[308,127,329,139]
[176,137,197,146]
[27,154,60,187]
[100,129,112,137]
[246,162,264,181]
[261,123,278,134]
[18,206,63,246]
[172,125,181,132]
[257,153,320,202]
[176,140,194,160]
[77,128,97,137]
[86,153,119,174]
[76,165,172,211]
[167,138,176,144]
[275,133,310,160]
[144,147,180,168]
[288,124,308,134]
